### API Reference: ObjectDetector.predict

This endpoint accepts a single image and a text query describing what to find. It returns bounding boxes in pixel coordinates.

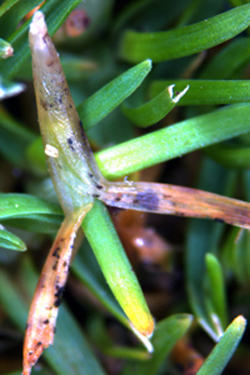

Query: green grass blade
[0,193,62,219]
[186,158,236,340]
[96,103,250,179]
[199,37,250,79]
[0,107,35,166]
[0,0,82,79]
[0,38,13,58]
[122,314,193,375]
[0,0,43,39]
[197,316,246,375]
[205,253,228,330]
[77,60,152,130]
[119,4,250,63]
[149,80,250,105]
[0,0,19,18]
[0,193,62,233]
[82,200,154,337]
[0,227,26,251]
[71,250,128,327]
[204,144,250,169]
[122,84,188,127]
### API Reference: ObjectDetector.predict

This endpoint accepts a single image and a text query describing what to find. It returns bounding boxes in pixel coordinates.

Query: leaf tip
[130,322,154,353]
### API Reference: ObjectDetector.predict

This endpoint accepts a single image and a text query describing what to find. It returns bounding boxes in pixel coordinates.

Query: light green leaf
[197,316,246,375]
[96,103,250,179]
[82,200,154,338]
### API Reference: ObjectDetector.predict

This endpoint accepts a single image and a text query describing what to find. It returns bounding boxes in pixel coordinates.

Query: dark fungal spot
[96,184,103,190]
[36,341,42,347]
[46,60,54,67]
[54,298,62,308]
[52,247,60,259]
[67,137,75,151]
[63,261,68,267]
[52,260,58,271]
[43,319,49,324]
[55,286,64,298]
[28,351,33,356]
[40,99,48,111]
[134,190,159,211]
[88,173,94,178]
[115,197,121,202]
[93,194,100,198]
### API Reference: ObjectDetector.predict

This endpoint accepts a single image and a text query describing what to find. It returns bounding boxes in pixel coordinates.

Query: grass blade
[119,4,250,62]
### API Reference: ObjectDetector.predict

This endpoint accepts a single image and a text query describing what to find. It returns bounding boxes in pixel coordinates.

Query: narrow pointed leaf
[197,316,246,375]
[150,80,250,105]
[122,85,188,127]
[82,200,154,337]
[0,0,19,18]
[77,59,152,130]
[186,159,236,340]
[0,227,26,251]
[119,4,250,63]
[122,314,193,375]
[204,144,250,169]
[96,103,250,179]
[0,0,44,39]
[0,38,13,58]
[205,253,228,330]
[199,37,250,79]
[0,194,62,232]
[0,0,82,79]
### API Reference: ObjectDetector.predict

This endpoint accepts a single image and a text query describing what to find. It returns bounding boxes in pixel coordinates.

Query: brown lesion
[22,216,84,375]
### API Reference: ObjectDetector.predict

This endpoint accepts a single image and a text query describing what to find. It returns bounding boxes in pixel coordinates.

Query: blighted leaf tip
[234,315,247,327]
[130,322,154,353]
[29,11,46,36]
